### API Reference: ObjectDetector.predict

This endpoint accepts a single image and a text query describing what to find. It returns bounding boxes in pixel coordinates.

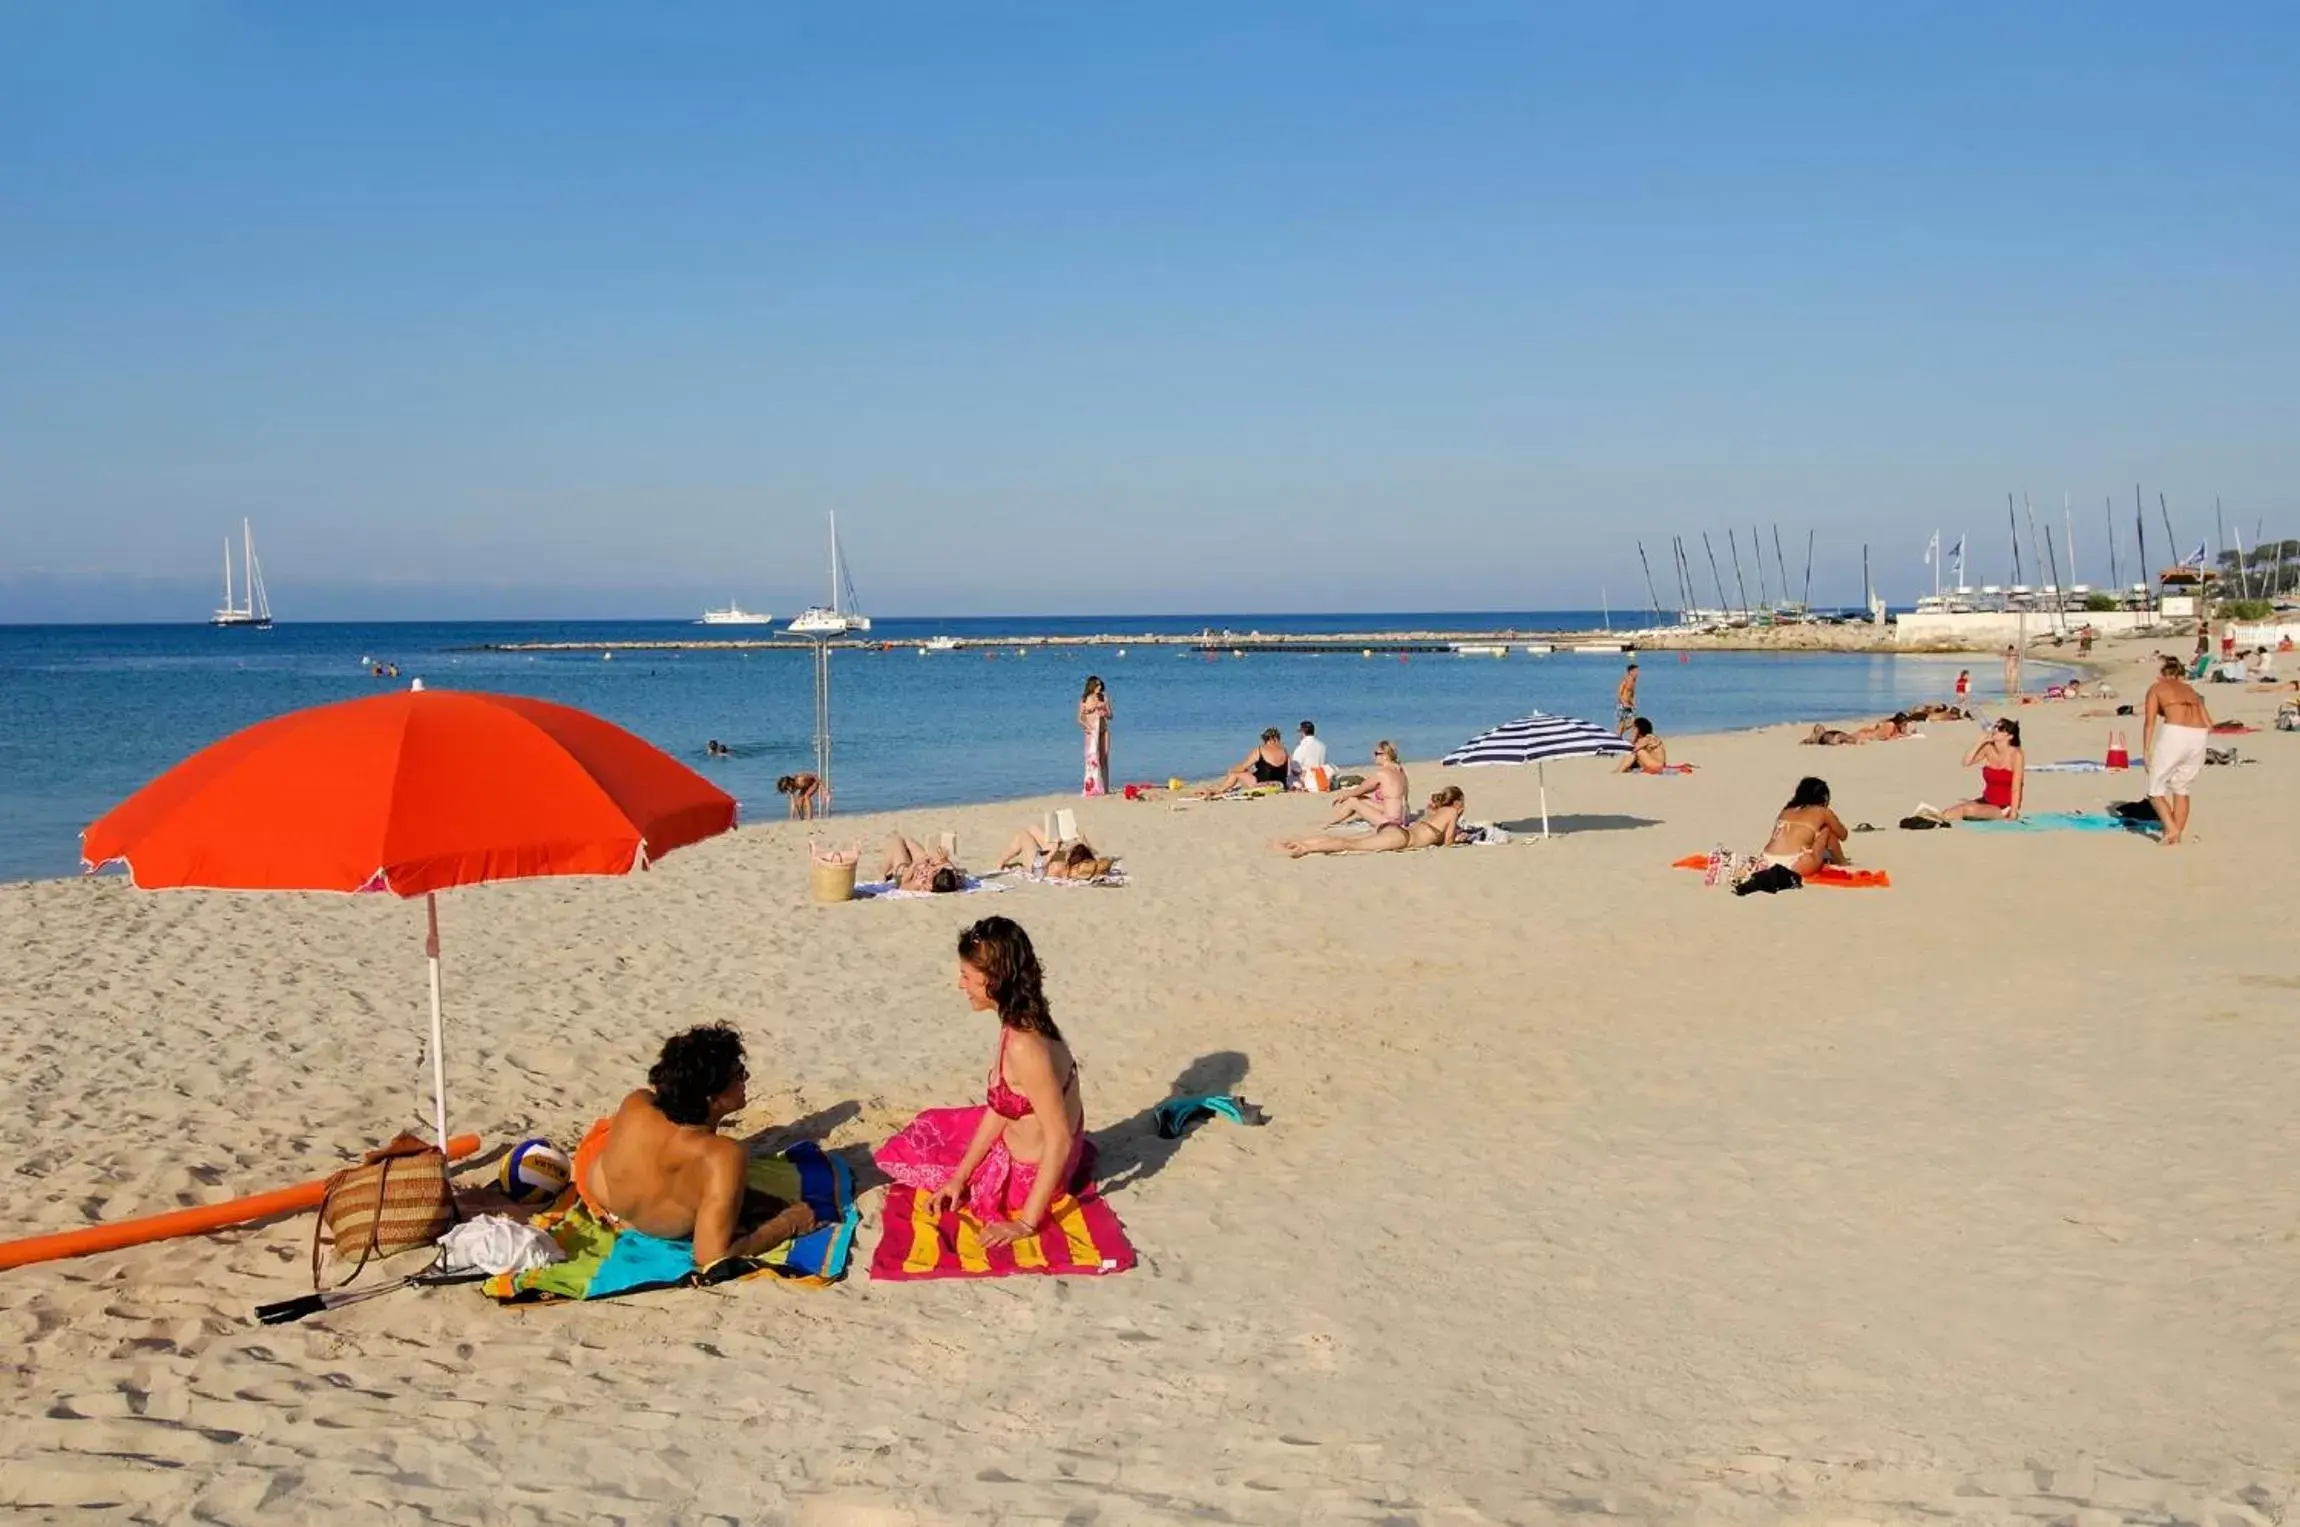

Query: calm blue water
[0,614,2053,883]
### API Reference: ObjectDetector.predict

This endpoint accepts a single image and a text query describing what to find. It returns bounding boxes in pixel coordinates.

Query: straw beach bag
[311,1133,457,1287]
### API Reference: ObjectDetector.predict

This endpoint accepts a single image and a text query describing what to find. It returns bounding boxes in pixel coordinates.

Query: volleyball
[497,1139,572,1205]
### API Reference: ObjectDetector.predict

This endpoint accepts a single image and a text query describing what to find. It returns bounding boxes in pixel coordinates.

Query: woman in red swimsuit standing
[1937,718,2024,821]
[874,917,1087,1246]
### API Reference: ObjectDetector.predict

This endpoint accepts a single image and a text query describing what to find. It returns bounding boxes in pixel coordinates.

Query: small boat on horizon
[698,601,774,625]
[211,519,272,628]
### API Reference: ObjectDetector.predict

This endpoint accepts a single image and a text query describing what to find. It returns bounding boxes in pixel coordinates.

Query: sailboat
[210,519,273,628]
[786,513,871,635]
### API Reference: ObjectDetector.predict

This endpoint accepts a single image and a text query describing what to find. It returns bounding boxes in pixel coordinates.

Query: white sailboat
[698,601,774,625]
[210,519,273,628]
[786,512,871,636]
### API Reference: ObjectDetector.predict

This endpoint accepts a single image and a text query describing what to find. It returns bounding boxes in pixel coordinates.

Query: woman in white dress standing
[1079,676,1112,797]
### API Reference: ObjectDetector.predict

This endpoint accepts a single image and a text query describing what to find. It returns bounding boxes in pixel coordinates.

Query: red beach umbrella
[82,685,738,1149]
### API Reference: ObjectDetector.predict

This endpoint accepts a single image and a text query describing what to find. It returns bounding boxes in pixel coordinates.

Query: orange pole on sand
[0,1134,483,1272]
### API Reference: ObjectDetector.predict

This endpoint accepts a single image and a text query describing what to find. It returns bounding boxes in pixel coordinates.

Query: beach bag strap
[313,1156,389,1289]
[310,1135,458,1290]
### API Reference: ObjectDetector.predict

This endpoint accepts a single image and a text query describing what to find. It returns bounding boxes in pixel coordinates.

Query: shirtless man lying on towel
[577,1024,814,1270]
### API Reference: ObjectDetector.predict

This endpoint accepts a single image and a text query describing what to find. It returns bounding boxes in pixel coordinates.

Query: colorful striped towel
[870,1183,1135,1282]
[853,875,1009,900]
[484,1141,859,1302]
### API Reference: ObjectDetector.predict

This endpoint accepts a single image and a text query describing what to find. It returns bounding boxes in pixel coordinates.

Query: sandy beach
[2,635,2295,1523]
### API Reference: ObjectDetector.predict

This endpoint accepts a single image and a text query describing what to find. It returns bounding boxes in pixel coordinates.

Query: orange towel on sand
[1672,855,1890,889]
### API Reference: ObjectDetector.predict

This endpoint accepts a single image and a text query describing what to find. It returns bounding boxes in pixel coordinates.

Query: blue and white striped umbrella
[1441,711,1631,837]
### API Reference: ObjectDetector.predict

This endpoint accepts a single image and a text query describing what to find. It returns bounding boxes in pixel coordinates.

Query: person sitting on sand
[1759,777,1849,876]
[777,772,825,819]
[996,824,1118,882]
[874,918,1087,1246]
[1617,716,1668,773]
[881,834,967,893]
[1201,728,1292,795]
[1325,740,1408,827]
[575,1024,815,1274]
[1931,718,2024,821]
[1277,786,1466,858]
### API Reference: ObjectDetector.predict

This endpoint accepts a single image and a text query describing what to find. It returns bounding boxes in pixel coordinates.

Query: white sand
[2,638,2295,1522]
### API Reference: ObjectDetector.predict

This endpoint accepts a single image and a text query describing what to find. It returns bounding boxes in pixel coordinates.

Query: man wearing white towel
[1289,720,1329,790]
[2141,655,2213,847]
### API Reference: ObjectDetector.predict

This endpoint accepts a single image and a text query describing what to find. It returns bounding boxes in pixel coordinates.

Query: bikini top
[986,1029,1079,1122]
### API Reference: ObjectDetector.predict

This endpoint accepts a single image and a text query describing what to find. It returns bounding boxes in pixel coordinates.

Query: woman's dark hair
[1082,675,1104,700]
[776,774,797,793]
[958,916,1061,1039]
[1062,841,1096,868]
[1430,785,1464,808]
[1995,718,2023,748]
[930,865,963,894]
[1786,776,1832,809]
[1260,727,1282,742]
[649,1023,746,1126]
[1631,716,1653,738]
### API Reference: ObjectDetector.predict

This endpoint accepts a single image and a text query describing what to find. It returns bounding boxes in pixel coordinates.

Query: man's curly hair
[648,1023,746,1126]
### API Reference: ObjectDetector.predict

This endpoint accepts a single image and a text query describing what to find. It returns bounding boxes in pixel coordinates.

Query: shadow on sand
[1094,1050,1255,1196]
[1495,813,1661,836]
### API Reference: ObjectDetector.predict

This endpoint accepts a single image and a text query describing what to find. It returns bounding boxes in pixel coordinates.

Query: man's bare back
[587,1088,745,1243]
[579,1024,813,1267]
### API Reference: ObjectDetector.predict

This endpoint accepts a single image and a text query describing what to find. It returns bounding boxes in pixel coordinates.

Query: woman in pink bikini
[874,917,1086,1246]
[1935,717,2024,821]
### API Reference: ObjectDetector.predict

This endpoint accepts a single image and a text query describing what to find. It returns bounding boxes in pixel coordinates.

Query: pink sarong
[874,1106,1088,1218]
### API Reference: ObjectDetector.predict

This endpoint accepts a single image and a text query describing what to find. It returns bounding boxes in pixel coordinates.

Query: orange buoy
[0,1134,483,1272]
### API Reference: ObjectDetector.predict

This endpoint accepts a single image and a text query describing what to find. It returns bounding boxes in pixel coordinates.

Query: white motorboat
[918,635,961,653]
[210,519,273,627]
[699,602,774,625]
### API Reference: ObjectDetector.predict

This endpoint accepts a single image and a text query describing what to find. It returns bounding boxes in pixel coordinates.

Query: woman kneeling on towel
[875,918,1087,1246]
[1933,718,2024,822]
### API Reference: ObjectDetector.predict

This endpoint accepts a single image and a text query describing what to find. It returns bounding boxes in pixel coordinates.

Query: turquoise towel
[587,1227,696,1297]
[1964,811,2148,834]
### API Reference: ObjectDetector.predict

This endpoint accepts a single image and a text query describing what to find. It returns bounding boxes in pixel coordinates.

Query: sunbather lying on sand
[997,824,1118,881]
[1277,786,1464,858]
[882,834,967,893]
[1802,713,1911,746]
[1758,777,1850,876]
[576,1024,815,1270]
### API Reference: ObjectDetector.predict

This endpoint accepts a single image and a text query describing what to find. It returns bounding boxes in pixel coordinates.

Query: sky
[3,2,2295,621]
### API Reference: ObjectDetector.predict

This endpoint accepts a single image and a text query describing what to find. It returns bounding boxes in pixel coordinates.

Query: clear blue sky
[3,3,2294,620]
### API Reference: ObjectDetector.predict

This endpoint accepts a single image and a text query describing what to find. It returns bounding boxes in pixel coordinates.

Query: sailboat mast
[1771,525,1791,609]
[1802,529,1814,609]
[1636,541,1664,622]
[222,538,234,611]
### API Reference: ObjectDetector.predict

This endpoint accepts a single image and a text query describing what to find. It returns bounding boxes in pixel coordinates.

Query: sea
[0,614,2061,884]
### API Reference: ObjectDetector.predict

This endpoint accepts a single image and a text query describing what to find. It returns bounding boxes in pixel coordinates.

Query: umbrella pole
[425,893,449,1152]
[1539,762,1551,838]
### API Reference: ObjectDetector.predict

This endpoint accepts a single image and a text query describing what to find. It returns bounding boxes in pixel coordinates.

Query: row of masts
[1630,525,1819,629]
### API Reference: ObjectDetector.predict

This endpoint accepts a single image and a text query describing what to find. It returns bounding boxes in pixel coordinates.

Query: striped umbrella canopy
[1441,711,1632,837]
